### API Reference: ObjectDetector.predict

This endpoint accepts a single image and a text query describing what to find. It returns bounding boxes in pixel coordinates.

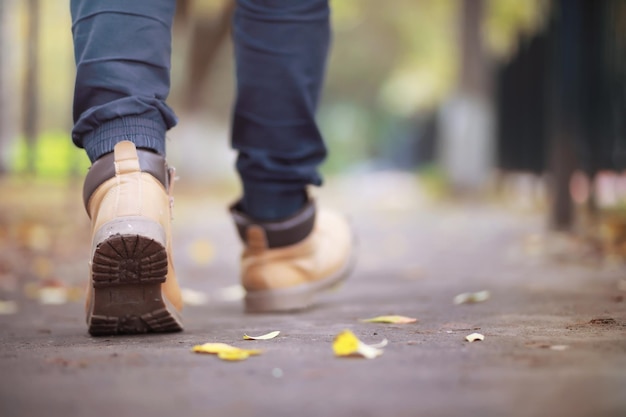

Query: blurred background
[1,0,626,266]
[1,4,625,411]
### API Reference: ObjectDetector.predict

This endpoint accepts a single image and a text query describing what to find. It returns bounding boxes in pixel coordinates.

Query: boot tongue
[82,141,169,211]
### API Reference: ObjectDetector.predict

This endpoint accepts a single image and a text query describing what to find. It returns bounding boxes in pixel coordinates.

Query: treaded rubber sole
[88,234,183,336]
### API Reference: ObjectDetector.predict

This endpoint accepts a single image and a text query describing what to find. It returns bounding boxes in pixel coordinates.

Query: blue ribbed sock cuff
[82,116,167,162]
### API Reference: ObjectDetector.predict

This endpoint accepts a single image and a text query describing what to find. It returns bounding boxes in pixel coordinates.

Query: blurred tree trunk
[459,0,490,97]
[23,0,40,174]
[0,0,6,174]
[438,0,494,194]
[0,0,16,174]
[180,0,234,112]
[546,0,583,230]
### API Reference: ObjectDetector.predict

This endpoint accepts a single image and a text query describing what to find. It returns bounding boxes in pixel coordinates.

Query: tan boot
[83,141,183,335]
[231,200,355,312]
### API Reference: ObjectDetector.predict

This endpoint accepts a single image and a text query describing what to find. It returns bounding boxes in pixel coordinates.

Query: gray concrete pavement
[0,176,625,417]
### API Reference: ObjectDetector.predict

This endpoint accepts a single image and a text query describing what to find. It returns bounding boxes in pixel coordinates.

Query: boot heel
[88,219,182,335]
[90,216,168,286]
[91,234,167,287]
[89,282,182,336]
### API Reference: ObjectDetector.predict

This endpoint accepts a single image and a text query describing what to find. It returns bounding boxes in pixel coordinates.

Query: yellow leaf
[181,287,209,306]
[453,290,491,305]
[188,239,215,266]
[217,350,251,361]
[243,331,280,340]
[360,315,417,324]
[192,343,239,354]
[333,329,384,359]
[192,342,262,361]
[333,330,360,356]
[465,333,485,342]
[0,300,17,315]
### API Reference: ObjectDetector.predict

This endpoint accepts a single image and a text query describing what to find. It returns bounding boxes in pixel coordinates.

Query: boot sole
[87,233,183,336]
[244,244,357,313]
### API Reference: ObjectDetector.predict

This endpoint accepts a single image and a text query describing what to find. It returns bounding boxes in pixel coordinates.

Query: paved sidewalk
[0,176,624,417]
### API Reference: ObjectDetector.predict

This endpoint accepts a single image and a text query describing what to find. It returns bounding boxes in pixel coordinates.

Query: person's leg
[231,0,331,221]
[71,0,183,335]
[71,0,177,162]
[230,0,355,312]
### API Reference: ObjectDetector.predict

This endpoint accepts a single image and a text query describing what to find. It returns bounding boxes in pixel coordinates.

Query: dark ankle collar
[230,200,316,249]
[83,149,170,210]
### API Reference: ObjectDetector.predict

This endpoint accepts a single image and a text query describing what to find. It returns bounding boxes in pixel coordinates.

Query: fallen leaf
[33,257,52,279]
[39,286,69,305]
[360,315,417,324]
[192,342,234,354]
[243,331,280,340]
[454,290,491,305]
[549,345,569,351]
[215,285,245,302]
[0,300,17,315]
[369,339,389,349]
[181,288,209,306]
[192,342,261,362]
[465,333,485,342]
[188,239,215,266]
[25,224,52,252]
[24,280,83,305]
[333,329,384,359]
[217,350,251,361]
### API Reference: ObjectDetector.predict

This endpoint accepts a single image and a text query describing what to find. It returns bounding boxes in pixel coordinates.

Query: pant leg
[71,0,177,162]
[232,0,331,220]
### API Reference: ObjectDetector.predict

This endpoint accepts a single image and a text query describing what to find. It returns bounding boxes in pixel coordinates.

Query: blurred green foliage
[3,0,547,178]
[10,132,89,178]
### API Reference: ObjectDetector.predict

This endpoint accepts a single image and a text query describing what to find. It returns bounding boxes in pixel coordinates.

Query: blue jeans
[71,0,330,220]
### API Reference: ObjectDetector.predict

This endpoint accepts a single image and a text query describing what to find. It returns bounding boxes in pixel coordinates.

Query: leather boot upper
[231,200,353,292]
[84,141,183,311]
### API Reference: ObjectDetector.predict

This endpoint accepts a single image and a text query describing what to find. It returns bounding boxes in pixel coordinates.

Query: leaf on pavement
[549,344,569,351]
[215,285,245,302]
[188,239,215,266]
[465,333,485,342]
[0,300,17,315]
[369,338,389,349]
[333,329,385,359]
[243,331,280,340]
[360,315,418,324]
[217,350,251,361]
[454,290,491,305]
[181,287,209,306]
[24,279,83,305]
[192,342,262,361]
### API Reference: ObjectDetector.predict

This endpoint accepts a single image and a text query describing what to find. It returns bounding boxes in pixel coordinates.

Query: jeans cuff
[82,116,167,162]
[241,182,308,221]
